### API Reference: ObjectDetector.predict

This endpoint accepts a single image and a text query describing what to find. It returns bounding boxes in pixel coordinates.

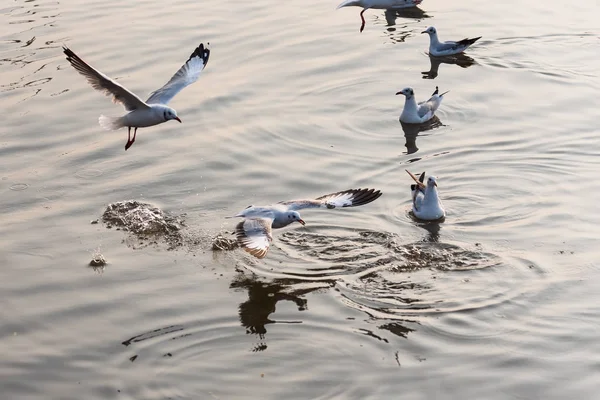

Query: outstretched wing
[236,217,273,259]
[146,43,210,105]
[281,188,382,211]
[63,47,149,111]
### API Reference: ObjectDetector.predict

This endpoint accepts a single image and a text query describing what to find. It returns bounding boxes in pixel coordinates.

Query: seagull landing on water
[63,43,210,150]
[422,26,481,57]
[233,188,382,259]
[396,86,448,124]
[406,170,445,221]
[337,0,423,33]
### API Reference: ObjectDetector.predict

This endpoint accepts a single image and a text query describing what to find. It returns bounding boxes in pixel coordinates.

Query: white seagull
[422,26,481,57]
[396,86,448,124]
[337,0,423,33]
[406,170,445,221]
[233,188,382,258]
[63,43,210,150]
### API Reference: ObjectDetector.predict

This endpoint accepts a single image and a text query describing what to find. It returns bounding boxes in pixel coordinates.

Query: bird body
[337,0,423,32]
[422,26,481,57]
[396,86,447,124]
[406,171,445,221]
[234,188,382,258]
[63,43,210,150]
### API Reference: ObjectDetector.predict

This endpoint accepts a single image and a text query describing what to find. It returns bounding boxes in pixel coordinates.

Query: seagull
[406,170,445,221]
[233,188,383,258]
[396,86,448,124]
[337,0,423,33]
[422,26,481,57]
[63,43,210,150]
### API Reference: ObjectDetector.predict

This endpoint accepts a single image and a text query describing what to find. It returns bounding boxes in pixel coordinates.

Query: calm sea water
[2,0,600,398]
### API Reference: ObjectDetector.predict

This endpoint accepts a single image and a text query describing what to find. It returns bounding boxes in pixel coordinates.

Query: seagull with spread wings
[63,43,210,150]
[337,0,424,33]
[234,188,383,258]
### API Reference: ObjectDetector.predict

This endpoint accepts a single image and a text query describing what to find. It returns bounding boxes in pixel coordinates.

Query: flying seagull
[234,188,383,258]
[63,43,210,150]
[422,26,481,57]
[337,0,423,33]
[396,86,448,124]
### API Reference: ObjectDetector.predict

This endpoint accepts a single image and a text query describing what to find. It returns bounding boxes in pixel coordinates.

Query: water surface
[1,0,600,398]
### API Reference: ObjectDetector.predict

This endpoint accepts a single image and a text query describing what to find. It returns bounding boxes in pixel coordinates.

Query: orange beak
[297,219,306,226]
[175,116,182,123]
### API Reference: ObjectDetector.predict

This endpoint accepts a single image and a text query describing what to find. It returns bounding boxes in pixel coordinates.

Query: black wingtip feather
[316,188,383,208]
[188,42,210,67]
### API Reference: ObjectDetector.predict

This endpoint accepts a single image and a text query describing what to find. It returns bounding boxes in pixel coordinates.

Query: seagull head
[395,87,414,98]
[162,107,182,123]
[287,211,306,226]
[421,26,437,36]
[427,176,438,188]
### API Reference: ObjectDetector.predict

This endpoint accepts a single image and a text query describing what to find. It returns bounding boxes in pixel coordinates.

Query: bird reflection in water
[383,8,430,43]
[401,116,444,155]
[417,220,442,242]
[230,272,324,351]
[421,53,476,80]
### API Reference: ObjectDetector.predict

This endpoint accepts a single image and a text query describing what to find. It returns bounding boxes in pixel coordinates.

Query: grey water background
[1,0,600,398]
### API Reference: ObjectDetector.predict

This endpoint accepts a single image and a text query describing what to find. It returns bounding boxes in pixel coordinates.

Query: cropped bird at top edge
[422,26,481,57]
[406,170,445,221]
[233,188,383,259]
[63,43,210,150]
[337,0,424,33]
[396,86,448,124]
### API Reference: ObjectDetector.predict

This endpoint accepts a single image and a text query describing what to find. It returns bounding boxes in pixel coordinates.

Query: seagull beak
[297,219,306,226]
[434,182,438,187]
[395,91,403,95]
[421,30,427,34]
[175,116,182,123]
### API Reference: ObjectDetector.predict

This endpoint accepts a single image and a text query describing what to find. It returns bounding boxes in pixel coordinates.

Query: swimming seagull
[234,188,383,258]
[406,170,445,221]
[63,43,210,150]
[337,0,423,33]
[422,26,481,57]
[396,86,448,124]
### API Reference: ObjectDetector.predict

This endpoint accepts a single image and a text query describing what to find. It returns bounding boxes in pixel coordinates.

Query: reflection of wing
[63,47,149,111]
[236,218,273,259]
[146,43,210,105]
[280,188,382,211]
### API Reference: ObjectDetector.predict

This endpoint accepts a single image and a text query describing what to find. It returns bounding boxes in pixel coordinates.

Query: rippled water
[2,0,600,398]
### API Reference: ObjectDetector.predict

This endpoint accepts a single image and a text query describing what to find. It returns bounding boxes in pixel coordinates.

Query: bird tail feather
[98,115,125,131]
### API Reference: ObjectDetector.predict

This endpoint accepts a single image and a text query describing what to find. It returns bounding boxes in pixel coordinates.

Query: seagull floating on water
[337,0,423,33]
[233,188,382,258]
[406,170,445,221]
[396,86,448,124]
[63,43,210,150]
[422,26,481,57]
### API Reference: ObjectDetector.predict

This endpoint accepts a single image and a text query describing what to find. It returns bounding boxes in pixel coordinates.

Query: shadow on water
[380,7,430,43]
[229,272,323,351]
[401,116,444,155]
[421,53,477,80]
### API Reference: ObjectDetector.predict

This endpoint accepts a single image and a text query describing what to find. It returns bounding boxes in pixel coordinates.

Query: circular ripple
[75,169,103,179]
[114,274,392,399]
[236,229,548,323]
[9,183,29,191]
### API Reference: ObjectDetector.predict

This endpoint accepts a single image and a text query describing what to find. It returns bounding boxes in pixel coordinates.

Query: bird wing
[236,217,273,259]
[280,188,382,211]
[63,47,149,111]
[146,43,210,105]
